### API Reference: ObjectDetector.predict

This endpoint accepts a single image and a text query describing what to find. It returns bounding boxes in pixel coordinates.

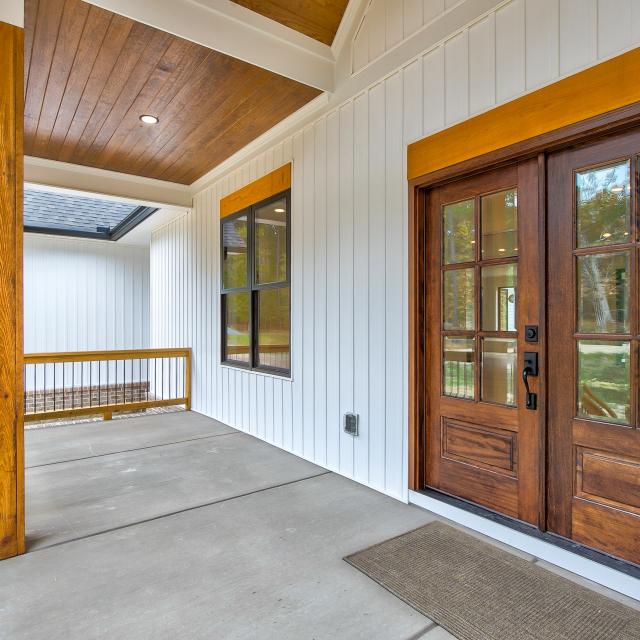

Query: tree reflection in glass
[577,340,630,425]
[577,252,629,334]
[576,161,630,248]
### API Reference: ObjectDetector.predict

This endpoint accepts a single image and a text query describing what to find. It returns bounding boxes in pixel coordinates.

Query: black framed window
[221,190,291,375]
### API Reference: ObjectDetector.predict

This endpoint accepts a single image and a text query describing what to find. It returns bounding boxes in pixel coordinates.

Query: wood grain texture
[230,0,349,45]
[0,21,24,560]
[547,126,640,563]
[408,47,640,180]
[572,499,640,564]
[220,163,291,217]
[24,0,320,184]
[423,161,543,525]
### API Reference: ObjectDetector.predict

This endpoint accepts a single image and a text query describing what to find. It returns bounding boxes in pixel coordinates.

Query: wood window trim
[220,189,291,377]
[408,98,640,493]
[220,164,292,219]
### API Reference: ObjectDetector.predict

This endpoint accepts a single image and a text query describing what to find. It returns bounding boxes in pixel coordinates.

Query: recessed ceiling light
[498,248,506,252]
[274,208,285,213]
[140,114,159,125]
[611,186,624,193]
[602,232,612,238]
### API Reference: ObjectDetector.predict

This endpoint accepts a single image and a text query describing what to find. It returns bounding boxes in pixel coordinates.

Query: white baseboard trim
[409,490,640,602]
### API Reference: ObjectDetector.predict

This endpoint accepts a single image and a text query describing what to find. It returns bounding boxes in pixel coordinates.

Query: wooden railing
[23,348,191,423]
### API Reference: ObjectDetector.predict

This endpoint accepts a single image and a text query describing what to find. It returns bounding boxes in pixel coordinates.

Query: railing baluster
[23,349,190,423]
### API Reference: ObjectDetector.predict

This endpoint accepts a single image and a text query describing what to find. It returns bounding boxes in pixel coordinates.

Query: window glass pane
[577,340,630,425]
[481,264,517,331]
[257,288,290,371]
[443,268,475,330]
[224,292,250,364]
[481,338,517,406]
[577,252,629,334]
[481,189,518,259]
[222,215,248,289]
[443,199,475,264]
[443,337,475,399]
[576,161,630,248]
[255,197,287,285]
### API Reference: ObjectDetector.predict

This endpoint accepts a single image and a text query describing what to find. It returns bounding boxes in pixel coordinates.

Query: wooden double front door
[424,127,640,565]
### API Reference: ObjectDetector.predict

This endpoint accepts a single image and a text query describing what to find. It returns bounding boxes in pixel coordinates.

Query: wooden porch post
[0,14,24,560]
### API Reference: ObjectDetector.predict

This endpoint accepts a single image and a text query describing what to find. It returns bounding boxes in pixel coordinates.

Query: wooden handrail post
[185,349,192,411]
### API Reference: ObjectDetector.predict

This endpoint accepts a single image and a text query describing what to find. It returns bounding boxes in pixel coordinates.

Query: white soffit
[1,0,23,27]
[83,0,335,92]
[116,207,190,246]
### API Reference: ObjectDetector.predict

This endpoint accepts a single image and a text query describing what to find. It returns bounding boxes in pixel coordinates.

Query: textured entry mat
[345,521,640,640]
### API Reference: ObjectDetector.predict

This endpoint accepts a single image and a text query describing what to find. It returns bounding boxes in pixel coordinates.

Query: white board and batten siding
[24,234,150,354]
[150,0,640,501]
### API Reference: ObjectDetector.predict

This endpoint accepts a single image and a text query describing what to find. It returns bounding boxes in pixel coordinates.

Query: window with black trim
[221,190,291,375]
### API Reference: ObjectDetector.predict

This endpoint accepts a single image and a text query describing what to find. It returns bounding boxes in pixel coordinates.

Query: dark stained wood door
[548,128,640,565]
[425,160,544,526]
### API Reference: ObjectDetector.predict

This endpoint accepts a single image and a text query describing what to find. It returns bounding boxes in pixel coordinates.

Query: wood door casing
[425,160,544,526]
[547,128,640,565]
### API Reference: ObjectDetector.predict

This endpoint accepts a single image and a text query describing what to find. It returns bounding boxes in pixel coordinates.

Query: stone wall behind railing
[24,382,150,414]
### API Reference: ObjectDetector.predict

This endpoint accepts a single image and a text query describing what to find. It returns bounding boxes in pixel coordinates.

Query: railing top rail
[24,348,192,364]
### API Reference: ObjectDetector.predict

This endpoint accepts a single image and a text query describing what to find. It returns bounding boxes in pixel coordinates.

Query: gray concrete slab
[3,473,435,640]
[27,430,323,549]
[25,410,235,467]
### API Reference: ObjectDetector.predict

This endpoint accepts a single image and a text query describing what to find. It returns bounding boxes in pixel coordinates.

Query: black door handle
[523,352,538,410]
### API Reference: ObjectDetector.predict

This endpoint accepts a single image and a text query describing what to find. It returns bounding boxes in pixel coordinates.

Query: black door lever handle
[523,367,537,410]
[523,351,539,410]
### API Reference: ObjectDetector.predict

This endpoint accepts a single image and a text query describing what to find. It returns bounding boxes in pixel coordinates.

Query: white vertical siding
[150,0,640,500]
[24,234,149,354]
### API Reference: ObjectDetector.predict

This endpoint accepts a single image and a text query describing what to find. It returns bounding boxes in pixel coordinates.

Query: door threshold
[409,488,640,601]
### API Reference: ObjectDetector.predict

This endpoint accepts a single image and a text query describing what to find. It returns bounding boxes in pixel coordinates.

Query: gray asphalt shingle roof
[24,188,139,235]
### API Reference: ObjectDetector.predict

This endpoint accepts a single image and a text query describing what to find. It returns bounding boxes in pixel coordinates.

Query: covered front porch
[4,411,637,639]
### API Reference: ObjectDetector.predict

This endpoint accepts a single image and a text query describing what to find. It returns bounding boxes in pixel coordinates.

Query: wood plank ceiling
[230,0,350,45]
[24,0,321,185]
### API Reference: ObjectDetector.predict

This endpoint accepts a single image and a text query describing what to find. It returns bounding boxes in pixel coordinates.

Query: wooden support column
[0,19,24,560]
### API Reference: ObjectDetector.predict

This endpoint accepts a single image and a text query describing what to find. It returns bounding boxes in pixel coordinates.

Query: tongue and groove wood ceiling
[23,0,325,185]
[230,1,350,46]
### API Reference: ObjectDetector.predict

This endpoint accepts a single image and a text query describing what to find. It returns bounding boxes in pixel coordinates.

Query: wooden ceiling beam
[83,0,336,91]
[24,156,193,208]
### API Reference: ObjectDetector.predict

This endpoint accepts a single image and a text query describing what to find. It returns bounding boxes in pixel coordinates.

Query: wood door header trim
[220,163,291,218]
[408,48,640,182]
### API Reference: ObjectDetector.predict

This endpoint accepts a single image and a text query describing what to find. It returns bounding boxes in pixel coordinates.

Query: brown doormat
[345,521,640,640]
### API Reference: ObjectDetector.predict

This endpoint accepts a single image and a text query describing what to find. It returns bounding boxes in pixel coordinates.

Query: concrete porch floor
[1,412,637,639]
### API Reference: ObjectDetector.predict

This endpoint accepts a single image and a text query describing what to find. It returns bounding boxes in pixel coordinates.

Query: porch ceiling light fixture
[140,114,159,125]
[274,208,285,213]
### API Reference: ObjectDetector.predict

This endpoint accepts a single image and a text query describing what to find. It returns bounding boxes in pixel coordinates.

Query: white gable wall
[24,234,150,354]
[150,0,640,501]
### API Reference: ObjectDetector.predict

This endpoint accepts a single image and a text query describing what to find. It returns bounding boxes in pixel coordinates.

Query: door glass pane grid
[573,157,636,426]
[441,189,518,405]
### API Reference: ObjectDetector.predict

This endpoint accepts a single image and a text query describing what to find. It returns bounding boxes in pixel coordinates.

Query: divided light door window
[221,190,291,376]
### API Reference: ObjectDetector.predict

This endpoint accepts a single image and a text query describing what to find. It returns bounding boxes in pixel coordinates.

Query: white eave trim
[331,0,370,58]
[1,0,24,27]
[83,0,335,91]
[24,156,192,209]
